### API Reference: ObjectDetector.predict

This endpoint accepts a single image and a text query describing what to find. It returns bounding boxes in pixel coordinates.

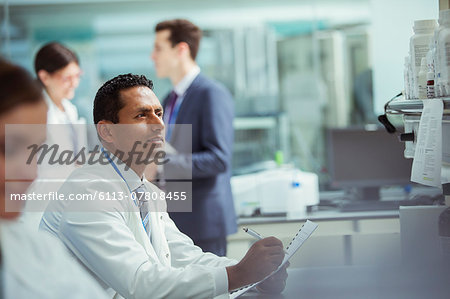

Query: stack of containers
[437,10,450,97]
[409,20,436,99]
[433,10,448,97]
[406,10,450,100]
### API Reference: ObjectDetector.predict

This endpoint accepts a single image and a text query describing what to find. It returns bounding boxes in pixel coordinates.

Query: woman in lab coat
[23,42,87,228]
[34,41,87,157]
[0,59,108,298]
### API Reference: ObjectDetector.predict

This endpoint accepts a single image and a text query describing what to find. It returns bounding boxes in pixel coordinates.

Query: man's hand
[226,237,284,291]
[256,261,289,294]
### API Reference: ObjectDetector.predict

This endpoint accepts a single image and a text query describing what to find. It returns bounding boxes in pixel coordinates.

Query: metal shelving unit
[385,97,450,200]
[386,97,450,115]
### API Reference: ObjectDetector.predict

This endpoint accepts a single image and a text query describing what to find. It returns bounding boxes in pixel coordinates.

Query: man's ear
[96,121,115,143]
[176,42,190,58]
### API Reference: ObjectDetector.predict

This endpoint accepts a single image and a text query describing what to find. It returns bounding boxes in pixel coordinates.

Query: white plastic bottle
[404,56,411,99]
[403,56,411,100]
[408,55,414,99]
[418,58,428,99]
[427,70,435,99]
[426,42,435,98]
[410,19,437,98]
[286,181,307,220]
[404,55,414,100]
[438,10,450,96]
[434,10,449,97]
[426,44,436,98]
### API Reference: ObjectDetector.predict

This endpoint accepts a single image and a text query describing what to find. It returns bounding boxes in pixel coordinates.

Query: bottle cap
[414,19,437,31]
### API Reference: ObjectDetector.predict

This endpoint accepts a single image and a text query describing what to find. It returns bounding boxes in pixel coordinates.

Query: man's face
[151,29,179,78]
[109,86,165,163]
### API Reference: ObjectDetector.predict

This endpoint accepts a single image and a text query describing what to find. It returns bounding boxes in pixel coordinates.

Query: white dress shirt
[163,65,200,125]
[40,153,236,299]
[174,65,200,96]
[1,220,108,298]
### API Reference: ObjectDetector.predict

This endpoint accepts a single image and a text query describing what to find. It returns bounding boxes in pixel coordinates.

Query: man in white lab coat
[40,73,288,298]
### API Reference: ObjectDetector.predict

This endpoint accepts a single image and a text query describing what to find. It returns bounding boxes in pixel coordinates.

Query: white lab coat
[22,91,88,229]
[1,220,109,298]
[40,160,237,299]
[42,89,87,179]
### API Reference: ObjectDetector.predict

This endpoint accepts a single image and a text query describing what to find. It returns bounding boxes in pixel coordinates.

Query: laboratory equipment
[327,126,413,201]
[231,167,319,217]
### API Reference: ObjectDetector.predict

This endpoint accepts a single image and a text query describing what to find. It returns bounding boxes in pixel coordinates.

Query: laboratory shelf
[386,97,450,115]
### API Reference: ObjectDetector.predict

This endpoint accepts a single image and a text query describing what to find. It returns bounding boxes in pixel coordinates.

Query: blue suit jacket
[162,73,237,240]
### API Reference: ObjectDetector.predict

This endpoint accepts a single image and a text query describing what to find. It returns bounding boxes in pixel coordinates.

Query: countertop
[238,209,399,225]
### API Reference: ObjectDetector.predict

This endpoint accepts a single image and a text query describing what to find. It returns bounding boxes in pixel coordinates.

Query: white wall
[371,0,439,114]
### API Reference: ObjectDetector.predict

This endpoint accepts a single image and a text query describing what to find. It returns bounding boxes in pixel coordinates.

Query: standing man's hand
[226,237,284,291]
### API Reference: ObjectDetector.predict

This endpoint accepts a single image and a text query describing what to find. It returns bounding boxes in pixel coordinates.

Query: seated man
[40,74,287,298]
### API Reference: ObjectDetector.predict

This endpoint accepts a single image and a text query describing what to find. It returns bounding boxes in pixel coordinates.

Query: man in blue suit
[151,19,236,256]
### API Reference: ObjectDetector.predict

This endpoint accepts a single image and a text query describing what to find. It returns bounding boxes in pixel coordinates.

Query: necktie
[165,91,179,141]
[133,185,151,238]
[167,91,179,124]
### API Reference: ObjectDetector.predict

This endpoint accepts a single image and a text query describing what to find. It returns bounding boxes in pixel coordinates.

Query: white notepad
[229,220,318,298]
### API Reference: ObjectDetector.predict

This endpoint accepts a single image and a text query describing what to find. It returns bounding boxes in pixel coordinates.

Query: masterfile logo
[4,123,193,213]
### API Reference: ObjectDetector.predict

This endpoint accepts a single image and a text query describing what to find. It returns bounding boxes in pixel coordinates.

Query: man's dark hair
[34,42,79,78]
[155,19,202,60]
[93,73,154,124]
[0,59,43,115]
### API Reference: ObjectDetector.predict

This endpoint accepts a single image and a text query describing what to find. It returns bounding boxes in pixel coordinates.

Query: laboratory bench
[227,209,403,268]
[237,209,400,224]
[227,185,445,267]
[232,205,450,298]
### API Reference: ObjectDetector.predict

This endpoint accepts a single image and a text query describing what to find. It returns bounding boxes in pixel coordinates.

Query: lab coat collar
[173,65,200,96]
[43,89,53,107]
[42,89,72,114]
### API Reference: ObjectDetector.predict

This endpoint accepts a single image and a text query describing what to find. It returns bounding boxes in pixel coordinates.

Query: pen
[242,227,288,254]
[242,227,263,240]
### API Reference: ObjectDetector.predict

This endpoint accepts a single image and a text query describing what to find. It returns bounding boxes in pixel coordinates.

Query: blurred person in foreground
[0,59,108,298]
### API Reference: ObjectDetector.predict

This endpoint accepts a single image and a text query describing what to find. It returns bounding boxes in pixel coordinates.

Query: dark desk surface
[241,264,450,299]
